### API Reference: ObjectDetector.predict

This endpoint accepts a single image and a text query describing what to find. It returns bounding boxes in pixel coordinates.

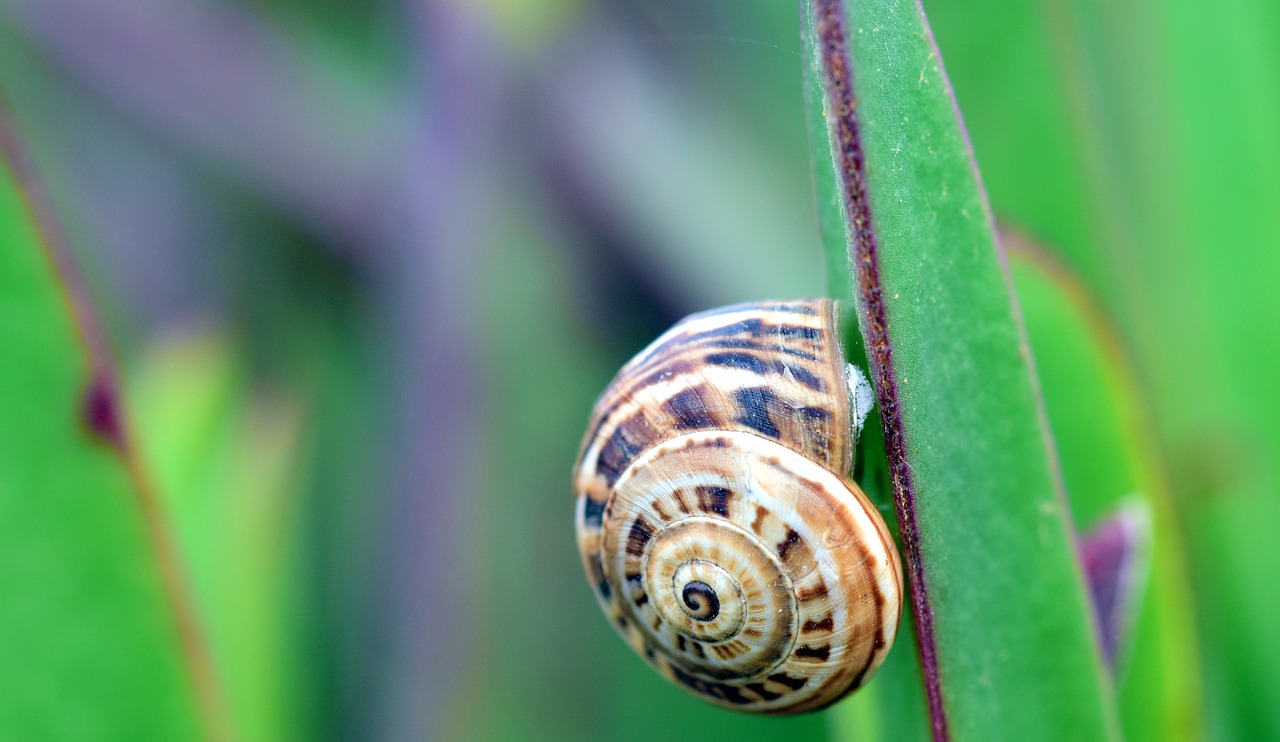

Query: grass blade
[0,105,223,739]
[1008,234,1203,740]
[801,1,1119,737]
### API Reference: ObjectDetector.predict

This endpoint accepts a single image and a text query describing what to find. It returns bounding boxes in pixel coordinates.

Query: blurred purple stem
[0,0,407,249]
[361,1,496,740]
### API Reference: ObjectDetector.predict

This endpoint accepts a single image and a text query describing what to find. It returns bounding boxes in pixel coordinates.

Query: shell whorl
[573,299,903,714]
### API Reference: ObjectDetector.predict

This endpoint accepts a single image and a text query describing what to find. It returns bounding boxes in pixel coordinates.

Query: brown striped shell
[573,299,903,714]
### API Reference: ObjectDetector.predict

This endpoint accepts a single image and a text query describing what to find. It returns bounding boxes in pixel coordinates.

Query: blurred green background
[0,0,1276,739]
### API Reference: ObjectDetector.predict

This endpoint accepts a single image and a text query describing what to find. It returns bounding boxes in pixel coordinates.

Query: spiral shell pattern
[573,300,903,713]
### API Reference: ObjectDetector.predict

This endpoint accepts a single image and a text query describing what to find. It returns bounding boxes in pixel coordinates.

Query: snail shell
[573,299,903,714]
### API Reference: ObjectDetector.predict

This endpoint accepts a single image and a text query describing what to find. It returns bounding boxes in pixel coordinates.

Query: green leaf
[1039,1,1280,738]
[1008,233,1203,740]
[0,109,217,739]
[801,1,1118,738]
[128,330,307,742]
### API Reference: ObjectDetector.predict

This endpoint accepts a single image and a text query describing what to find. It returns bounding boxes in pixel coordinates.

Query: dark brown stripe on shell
[744,682,783,702]
[776,324,823,341]
[709,338,819,361]
[794,645,831,661]
[695,485,733,517]
[802,615,835,633]
[581,496,607,527]
[733,387,781,438]
[594,426,632,487]
[707,338,759,350]
[596,413,655,487]
[673,489,691,514]
[589,553,610,600]
[797,581,829,602]
[669,665,753,706]
[774,302,819,315]
[768,673,808,691]
[750,504,769,535]
[642,358,696,387]
[625,517,655,556]
[580,409,616,469]
[686,312,821,349]
[777,528,803,563]
[664,387,718,430]
[686,317,766,340]
[706,351,769,375]
[780,362,824,391]
[712,644,741,659]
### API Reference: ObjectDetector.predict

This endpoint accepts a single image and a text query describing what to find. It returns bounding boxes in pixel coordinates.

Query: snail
[573,299,904,714]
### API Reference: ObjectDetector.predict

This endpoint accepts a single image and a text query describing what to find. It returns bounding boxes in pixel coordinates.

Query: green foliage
[1009,238,1201,740]
[803,0,1117,737]
[935,0,1280,737]
[128,332,306,742]
[1046,2,1280,737]
[0,118,206,740]
[0,0,1277,739]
